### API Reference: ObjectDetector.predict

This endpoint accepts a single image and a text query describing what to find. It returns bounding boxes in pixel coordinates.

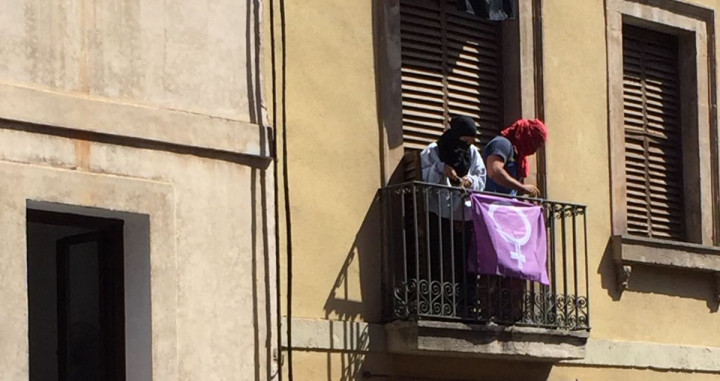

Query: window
[606,0,720,283]
[622,25,685,241]
[399,0,503,150]
[377,0,542,185]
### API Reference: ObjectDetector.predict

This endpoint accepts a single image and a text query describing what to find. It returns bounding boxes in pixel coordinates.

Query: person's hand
[443,165,459,182]
[521,184,541,198]
[461,177,472,188]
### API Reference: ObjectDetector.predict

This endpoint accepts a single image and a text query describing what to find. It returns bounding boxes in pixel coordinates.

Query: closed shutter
[622,25,684,240]
[400,0,503,150]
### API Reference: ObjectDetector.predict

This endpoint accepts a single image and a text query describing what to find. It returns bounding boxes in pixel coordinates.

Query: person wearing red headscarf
[483,118,547,197]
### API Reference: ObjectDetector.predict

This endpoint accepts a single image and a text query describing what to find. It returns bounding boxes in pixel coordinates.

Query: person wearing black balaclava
[421,115,487,216]
[436,115,483,188]
[418,116,486,310]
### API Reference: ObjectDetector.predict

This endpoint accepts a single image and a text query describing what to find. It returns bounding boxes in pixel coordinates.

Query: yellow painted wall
[267,0,720,379]
[290,351,382,381]
[543,0,720,348]
[267,0,385,323]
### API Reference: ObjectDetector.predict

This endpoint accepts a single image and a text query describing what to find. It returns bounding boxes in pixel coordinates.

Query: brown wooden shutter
[399,0,503,150]
[622,25,685,240]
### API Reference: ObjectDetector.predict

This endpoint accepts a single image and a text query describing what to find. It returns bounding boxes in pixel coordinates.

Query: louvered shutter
[400,0,503,150]
[622,25,685,240]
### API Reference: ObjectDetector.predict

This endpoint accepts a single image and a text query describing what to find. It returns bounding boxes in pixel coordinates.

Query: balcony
[380,182,590,360]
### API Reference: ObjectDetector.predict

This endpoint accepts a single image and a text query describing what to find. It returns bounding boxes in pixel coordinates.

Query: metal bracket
[617,264,632,291]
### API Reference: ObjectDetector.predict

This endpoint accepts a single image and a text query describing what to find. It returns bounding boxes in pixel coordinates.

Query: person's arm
[486,155,540,197]
[461,147,486,191]
[421,144,450,184]
[421,144,463,184]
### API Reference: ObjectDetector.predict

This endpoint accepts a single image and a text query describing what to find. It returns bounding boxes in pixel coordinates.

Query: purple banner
[468,193,549,285]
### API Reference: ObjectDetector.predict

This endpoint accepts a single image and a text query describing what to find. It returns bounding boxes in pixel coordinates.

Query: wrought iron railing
[380,182,590,330]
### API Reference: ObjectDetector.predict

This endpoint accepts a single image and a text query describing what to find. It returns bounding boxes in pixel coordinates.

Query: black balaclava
[436,116,478,177]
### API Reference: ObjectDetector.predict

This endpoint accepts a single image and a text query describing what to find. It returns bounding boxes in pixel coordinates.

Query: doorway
[27,210,126,381]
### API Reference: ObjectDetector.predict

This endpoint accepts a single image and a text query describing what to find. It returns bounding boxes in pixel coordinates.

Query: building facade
[0,0,277,380]
[267,0,720,380]
[3,0,720,380]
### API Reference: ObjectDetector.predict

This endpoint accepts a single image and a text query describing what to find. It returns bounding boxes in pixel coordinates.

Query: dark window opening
[27,209,126,381]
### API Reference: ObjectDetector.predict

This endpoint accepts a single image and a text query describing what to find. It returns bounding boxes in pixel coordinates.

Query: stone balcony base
[385,320,588,361]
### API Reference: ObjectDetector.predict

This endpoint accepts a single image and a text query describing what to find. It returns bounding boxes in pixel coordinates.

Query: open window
[26,208,147,381]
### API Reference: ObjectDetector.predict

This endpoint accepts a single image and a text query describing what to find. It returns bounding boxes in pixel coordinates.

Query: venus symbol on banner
[487,202,531,270]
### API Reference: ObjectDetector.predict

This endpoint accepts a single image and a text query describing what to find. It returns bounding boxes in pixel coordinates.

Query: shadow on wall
[310,1,405,378]
[321,195,384,380]
[322,192,385,321]
[597,238,719,312]
[250,168,277,381]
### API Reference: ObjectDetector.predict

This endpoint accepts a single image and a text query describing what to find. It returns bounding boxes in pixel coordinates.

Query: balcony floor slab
[385,320,588,361]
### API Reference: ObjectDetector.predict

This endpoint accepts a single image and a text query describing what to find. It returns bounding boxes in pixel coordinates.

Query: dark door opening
[27,210,126,381]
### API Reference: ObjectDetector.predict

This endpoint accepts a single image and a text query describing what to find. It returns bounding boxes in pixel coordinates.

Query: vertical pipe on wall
[269,0,291,377]
[269,0,283,379]
[279,0,292,376]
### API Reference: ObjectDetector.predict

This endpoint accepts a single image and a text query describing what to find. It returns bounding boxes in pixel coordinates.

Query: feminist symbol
[487,202,532,270]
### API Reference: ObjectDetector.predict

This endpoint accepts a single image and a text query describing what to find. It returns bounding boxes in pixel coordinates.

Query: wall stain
[74,139,91,170]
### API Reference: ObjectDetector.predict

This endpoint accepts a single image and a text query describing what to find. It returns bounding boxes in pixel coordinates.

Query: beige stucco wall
[0,0,261,122]
[0,0,276,379]
[270,0,384,323]
[0,127,276,380]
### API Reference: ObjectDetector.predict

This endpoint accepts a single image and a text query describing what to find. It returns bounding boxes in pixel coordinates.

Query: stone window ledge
[612,234,720,299]
[385,320,588,361]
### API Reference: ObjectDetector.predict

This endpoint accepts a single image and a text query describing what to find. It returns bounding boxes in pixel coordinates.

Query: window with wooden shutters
[622,25,685,240]
[399,0,503,150]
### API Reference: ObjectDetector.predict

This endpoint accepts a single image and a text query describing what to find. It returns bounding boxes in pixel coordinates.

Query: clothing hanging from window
[457,0,516,21]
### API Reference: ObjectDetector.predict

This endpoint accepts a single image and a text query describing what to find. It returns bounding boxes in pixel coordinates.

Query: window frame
[606,0,720,276]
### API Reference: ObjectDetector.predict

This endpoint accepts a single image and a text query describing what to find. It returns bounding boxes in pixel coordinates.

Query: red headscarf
[500,119,547,178]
